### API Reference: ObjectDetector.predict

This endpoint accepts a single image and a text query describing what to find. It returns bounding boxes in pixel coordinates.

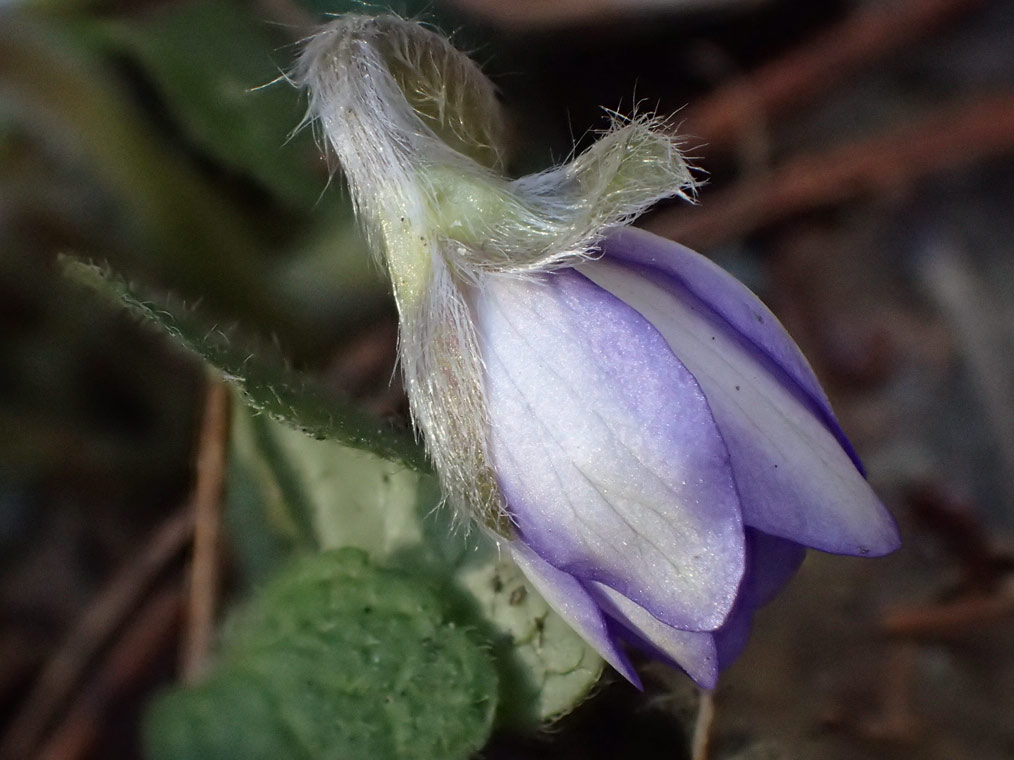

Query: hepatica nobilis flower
[294,15,900,689]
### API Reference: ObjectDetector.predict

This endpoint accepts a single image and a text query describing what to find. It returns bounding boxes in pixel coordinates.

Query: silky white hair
[292,15,697,535]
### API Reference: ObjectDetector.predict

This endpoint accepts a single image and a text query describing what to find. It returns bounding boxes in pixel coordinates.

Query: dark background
[1,0,1013,758]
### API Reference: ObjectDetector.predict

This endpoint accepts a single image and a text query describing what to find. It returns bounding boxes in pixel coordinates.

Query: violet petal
[713,603,754,669]
[742,528,807,608]
[714,529,805,667]
[476,269,745,631]
[587,582,719,689]
[600,226,863,471]
[580,251,900,557]
[510,542,642,688]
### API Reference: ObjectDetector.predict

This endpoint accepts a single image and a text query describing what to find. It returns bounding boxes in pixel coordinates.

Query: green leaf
[145,549,498,760]
[229,400,604,723]
[60,257,427,471]
[97,0,322,209]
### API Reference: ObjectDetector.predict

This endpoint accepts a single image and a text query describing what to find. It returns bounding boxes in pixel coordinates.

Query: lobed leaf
[145,549,498,760]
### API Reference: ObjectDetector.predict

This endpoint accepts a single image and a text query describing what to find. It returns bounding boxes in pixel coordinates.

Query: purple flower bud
[293,14,901,690]
[476,227,900,687]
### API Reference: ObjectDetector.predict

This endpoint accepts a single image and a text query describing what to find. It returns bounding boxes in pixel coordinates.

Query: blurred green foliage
[0,0,395,358]
[97,0,323,210]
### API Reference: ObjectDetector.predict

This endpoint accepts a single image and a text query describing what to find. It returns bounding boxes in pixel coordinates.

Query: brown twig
[683,0,982,148]
[647,95,1014,250]
[33,590,184,760]
[180,377,231,684]
[882,589,1014,638]
[0,511,194,760]
[864,642,921,742]
[905,482,1014,594]
[2,376,232,759]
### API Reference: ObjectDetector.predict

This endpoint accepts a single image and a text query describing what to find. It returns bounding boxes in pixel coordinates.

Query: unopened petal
[741,528,807,608]
[476,269,745,631]
[510,542,641,688]
[601,227,864,472]
[587,582,718,688]
[714,529,806,668]
[713,603,754,671]
[581,248,900,557]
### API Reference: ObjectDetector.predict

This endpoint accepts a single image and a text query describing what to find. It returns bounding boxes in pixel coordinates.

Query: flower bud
[293,14,899,688]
